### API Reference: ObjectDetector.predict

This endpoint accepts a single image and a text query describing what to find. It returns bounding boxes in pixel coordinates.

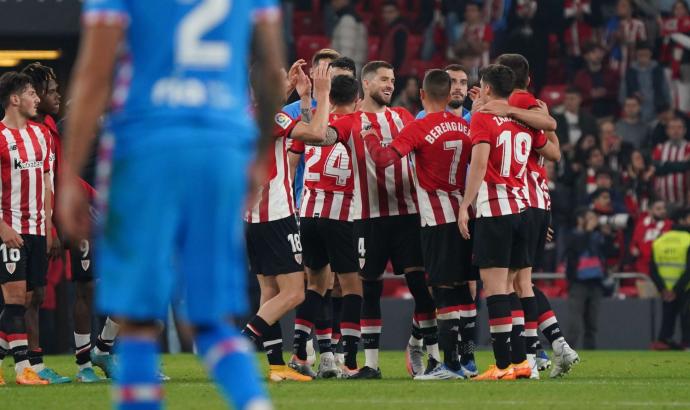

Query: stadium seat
[296,35,331,62]
[539,84,567,108]
[405,59,437,78]
[407,35,423,61]
[368,36,380,61]
[293,11,325,37]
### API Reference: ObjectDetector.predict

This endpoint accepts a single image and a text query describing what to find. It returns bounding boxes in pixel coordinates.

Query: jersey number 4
[497,130,532,179]
[177,0,232,69]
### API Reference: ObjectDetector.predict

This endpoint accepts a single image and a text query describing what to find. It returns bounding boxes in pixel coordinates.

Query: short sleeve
[43,129,52,173]
[82,0,130,27]
[469,113,491,145]
[290,139,305,154]
[330,115,353,144]
[532,130,548,150]
[508,91,539,110]
[281,100,302,120]
[274,112,296,138]
[252,0,280,23]
[391,123,420,157]
[394,107,415,125]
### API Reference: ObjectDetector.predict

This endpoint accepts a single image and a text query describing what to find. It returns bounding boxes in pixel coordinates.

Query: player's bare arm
[252,17,287,158]
[60,23,123,240]
[295,64,313,122]
[286,58,307,101]
[291,62,333,144]
[458,143,490,239]
[362,128,404,168]
[479,100,557,132]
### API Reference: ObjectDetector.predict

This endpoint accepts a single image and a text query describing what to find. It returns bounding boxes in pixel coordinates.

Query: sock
[361,280,383,369]
[293,290,320,361]
[509,293,526,364]
[331,295,342,353]
[95,317,120,355]
[535,285,564,346]
[486,295,512,370]
[409,319,423,346]
[521,296,539,356]
[263,323,285,366]
[405,271,439,361]
[315,290,333,355]
[0,304,31,374]
[340,294,362,370]
[242,315,271,349]
[457,284,477,365]
[113,337,161,410]
[195,323,270,410]
[75,332,93,369]
[29,348,46,373]
[0,345,6,368]
[434,287,461,370]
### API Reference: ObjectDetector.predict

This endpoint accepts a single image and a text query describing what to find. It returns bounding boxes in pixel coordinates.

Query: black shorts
[473,213,531,270]
[70,239,95,282]
[353,214,424,280]
[245,216,303,276]
[0,234,47,291]
[526,207,550,269]
[300,217,358,273]
[421,221,479,286]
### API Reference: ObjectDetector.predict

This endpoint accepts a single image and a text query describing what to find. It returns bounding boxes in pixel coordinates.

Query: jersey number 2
[177,0,232,69]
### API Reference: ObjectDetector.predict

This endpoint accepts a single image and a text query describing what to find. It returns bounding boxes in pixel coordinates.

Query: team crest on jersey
[359,258,365,269]
[275,113,292,130]
[5,263,15,274]
[294,253,303,264]
[81,260,91,271]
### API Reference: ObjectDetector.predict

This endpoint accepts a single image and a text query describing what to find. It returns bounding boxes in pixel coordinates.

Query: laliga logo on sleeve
[275,113,292,130]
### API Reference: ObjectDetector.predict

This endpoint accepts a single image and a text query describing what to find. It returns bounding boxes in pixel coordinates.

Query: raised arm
[290,62,334,144]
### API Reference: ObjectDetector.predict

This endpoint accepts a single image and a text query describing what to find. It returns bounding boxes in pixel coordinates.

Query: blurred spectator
[591,169,627,212]
[604,0,647,75]
[652,116,690,206]
[459,2,494,67]
[566,208,611,349]
[650,106,690,147]
[546,160,576,264]
[620,43,672,123]
[454,42,483,84]
[564,0,598,74]
[392,76,423,114]
[629,200,672,274]
[649,207,690,349]
[600,118,634,172]
[659,0,690,113]
[577,147,607,198]
[379,1,412,73]
[562,133,599,186]
[590,187,628,270]
[554,87,599,152]
[330,0,368,72]
[621,149,656,216]
[615,96,651,148]
[574,42,620,118]
[505,0,551,94]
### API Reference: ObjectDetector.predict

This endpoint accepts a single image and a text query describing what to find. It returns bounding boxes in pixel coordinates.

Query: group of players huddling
[241,48,581,382]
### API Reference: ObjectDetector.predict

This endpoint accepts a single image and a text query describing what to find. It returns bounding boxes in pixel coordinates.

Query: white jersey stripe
[496,184,512,215]
[19,129,38,235]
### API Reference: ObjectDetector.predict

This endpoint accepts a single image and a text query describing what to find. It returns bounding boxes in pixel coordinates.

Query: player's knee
[283,288,305,309]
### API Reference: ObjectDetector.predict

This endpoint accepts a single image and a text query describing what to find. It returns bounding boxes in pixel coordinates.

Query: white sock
[15,359,30,374]
[32,362,46,373]
[364,348,379,369]
[320,351,334,361]
[336,352,345,364]
[408,335,423,347]
[74,333,91,350]
[552,337,566,353]
[100,317,120,341]
[426,343,441,362]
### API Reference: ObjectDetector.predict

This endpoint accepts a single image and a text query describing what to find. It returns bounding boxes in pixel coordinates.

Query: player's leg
[177,142,272,408]
[348,219,388,379]
[24,236,70,384]
[394,215,438,375]
[331,281,344,363]
[456,223,479,377]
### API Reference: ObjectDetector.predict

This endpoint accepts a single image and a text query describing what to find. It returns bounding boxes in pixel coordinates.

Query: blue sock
[195,323,270,410]
[113,337,161,410]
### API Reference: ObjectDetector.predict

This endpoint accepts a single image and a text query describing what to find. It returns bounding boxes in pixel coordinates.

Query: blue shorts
[96,127,252,324]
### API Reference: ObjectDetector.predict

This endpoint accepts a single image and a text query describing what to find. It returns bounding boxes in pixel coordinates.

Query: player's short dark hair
[21,62,56,96]
[330,75,359,106]
[362,61,394,80]
[422,69,451,101]
[479,64,515,98]
[444,64,468,76]
[495,54,529,90]
[330,57,357,77]
[312,49,341,66]
[0,71,33,109]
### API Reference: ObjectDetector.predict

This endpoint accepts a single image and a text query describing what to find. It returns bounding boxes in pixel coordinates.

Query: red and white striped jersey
[389,111,472,226]
[470,112,546,218]
[0,121,52,236]
[330,107,418,220]
[508,90,551,211]
[291,113,354,221]
[245,112,297,223]
[652,140,690,205]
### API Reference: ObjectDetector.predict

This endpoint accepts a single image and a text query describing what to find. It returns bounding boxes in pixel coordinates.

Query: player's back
[84,0,268,145]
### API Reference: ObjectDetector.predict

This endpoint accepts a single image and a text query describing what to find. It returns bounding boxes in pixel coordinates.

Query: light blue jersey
[85,0,279,324]
[84,0,276,150]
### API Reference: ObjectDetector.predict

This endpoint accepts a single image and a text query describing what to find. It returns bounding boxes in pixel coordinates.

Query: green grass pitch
[2,351,690,409]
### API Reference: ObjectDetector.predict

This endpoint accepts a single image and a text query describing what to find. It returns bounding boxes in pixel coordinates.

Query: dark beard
[448,99,463,109]
[371,92,390,107]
